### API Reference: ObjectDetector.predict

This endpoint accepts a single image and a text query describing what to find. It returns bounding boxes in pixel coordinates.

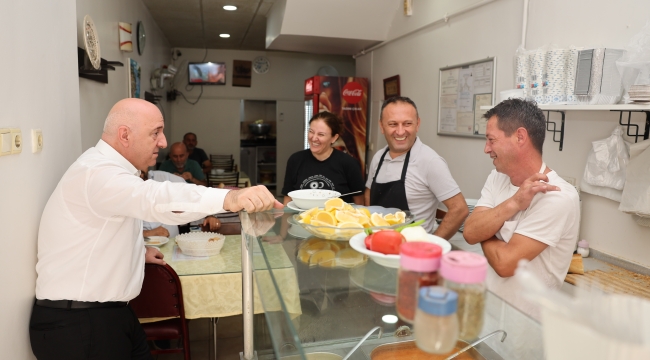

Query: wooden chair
[210,154,233,161]
[130,264,191,359]
[211,158,235,172]
[209,172,240,188]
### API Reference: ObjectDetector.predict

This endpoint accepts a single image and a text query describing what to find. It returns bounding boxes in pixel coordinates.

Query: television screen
[188,62,226,85]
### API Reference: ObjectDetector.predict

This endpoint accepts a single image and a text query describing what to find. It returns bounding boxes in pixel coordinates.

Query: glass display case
[240,210,543,360]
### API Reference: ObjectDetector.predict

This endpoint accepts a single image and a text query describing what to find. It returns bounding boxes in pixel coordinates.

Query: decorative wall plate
[83,15,101,70]
[137,21,146,55]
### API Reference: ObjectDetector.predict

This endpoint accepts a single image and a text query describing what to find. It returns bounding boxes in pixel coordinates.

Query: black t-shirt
[282,149,365,203]
[188,147,209,168]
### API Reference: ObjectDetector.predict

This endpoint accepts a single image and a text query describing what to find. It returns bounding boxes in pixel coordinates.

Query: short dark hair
[183,132,196,140]
[483,98,546,154]
[309,111,344,137]
[380,96,419,120]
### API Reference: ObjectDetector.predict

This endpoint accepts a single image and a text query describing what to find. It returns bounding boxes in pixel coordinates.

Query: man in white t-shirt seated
[141,170,220,238]
[463,98,580,316]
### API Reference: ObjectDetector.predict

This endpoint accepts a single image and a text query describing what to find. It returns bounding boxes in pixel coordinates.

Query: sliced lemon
[342,203,355,211]
[335,210,362,224]
[300,207,320,219]
[314,211,336,226]
[302,240,331,254]
[337,248,366,268]
[383,213,400,225]
[336,221,364,237]
[310,219,336,235]
[358,208,371,218]
[309,249,336,268]
[324,198,345,212]
[301,215,312,225]
[395,211,406,223]
[297,248,311,263]
[370,213,390,227]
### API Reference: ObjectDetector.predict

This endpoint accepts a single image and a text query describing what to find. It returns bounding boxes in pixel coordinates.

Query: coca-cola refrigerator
[304,76,369,176]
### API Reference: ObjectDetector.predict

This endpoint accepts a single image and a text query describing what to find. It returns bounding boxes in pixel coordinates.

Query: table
[143,235,300,321]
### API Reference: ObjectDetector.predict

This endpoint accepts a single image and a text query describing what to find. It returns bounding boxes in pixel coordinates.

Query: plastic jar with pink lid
[440,251,488,340]
[396,242,442,324]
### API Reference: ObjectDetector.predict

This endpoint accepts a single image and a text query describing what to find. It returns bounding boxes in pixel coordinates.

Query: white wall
[76,0,172,151]
[0,1,81,358]
[358,0,650,267]
[170,48,355,193]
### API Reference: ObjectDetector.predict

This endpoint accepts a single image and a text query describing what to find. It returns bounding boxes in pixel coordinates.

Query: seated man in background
[159,142,207,186]
[463,98,580,317]
[140,169,220,238]
[184,132,212,175]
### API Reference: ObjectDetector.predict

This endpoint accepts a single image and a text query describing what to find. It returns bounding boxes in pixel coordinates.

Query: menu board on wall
[437,58,496,138]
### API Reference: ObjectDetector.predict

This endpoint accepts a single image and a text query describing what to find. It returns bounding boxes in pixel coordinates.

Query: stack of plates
[628,85,650,103]
[458,199,478,233]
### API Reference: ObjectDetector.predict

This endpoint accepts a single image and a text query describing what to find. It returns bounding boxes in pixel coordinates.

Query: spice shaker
[577,240,589,257]
[414,286,459,354]
[396,242,442,323]
[440,251,488,340]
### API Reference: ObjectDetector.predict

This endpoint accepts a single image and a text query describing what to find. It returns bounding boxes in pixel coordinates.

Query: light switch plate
[31,129,43,153]
[10,128,22,154]
[0,129,10,156]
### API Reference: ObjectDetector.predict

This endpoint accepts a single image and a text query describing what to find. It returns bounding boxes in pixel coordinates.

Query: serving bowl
[349,232,451,268]
[249,123,271,136]
[175,231,225,257]
[288,189,341,210]
[288,205,414,241]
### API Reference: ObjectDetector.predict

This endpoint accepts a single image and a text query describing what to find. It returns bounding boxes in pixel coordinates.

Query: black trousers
[29,302,152,360]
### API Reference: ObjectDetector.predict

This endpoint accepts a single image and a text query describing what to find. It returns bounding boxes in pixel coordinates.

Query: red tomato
[364,234,373,249]
[368,230,405,255]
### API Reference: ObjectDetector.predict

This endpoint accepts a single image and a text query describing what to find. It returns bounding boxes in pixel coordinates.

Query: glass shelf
[240,210,543,360]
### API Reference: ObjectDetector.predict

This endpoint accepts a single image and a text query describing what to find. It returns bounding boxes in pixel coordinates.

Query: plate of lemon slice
[287,198,414,241]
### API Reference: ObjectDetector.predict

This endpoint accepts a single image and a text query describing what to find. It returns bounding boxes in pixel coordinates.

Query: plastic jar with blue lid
[414,286,459,354]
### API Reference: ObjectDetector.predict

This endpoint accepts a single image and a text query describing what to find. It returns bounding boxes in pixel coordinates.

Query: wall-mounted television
[188,62,226,85]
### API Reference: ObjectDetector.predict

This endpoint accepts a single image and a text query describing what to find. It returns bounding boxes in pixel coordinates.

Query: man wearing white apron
[463,98,580,318]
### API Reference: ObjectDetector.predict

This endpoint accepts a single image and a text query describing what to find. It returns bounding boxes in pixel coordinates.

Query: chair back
[209,172,240,187]
[130,264,186,319]
[210,154,233,161]
[211,158,235,172]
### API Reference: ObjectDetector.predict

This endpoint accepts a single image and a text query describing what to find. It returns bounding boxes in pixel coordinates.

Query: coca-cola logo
[342,82,363,104]
[305,78,314,94]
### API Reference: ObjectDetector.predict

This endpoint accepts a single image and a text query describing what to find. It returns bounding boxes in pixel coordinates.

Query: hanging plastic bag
[616,21,650,103]
[619,139,650,217]
[582,126,630,191]
[515,260,650,360]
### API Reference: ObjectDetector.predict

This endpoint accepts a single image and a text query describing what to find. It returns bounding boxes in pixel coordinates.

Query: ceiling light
[381,315,398,324]
[219,34,230,38]
[223,5,237,11]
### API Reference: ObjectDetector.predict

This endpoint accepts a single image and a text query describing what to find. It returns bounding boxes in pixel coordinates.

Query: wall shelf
[479,104,650,151]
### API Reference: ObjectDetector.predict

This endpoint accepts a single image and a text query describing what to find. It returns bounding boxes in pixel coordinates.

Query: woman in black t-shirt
[282,112,365,205]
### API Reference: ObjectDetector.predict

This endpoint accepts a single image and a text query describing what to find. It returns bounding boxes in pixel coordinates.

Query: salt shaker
[577,239,590,257]
[414,286,459,354]
[440,251,488,340]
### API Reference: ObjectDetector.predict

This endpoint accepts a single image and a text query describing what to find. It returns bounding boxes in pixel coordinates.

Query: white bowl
[175,232,225,257]
[349,232,451,268]
[288,189,341,210]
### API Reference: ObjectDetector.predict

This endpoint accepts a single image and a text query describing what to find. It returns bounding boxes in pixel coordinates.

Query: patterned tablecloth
[140,235,301,322]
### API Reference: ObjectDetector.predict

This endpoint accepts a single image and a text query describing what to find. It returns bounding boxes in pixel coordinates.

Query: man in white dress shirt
[30,98,281,359]
[463,99,580,317]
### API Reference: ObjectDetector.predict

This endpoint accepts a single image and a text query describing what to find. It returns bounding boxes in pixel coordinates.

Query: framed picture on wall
[128,58,141,98]
[383,75,400,99]
[233,60,252,87]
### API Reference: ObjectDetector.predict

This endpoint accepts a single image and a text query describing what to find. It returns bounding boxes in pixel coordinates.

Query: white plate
[287,224,311,239]
[349,232,451,268]
[286,201,308,212]
[144,236,169,247]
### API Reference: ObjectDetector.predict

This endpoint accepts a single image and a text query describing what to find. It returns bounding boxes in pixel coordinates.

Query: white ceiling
[142,0,400,55]
[142,0,277,50]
